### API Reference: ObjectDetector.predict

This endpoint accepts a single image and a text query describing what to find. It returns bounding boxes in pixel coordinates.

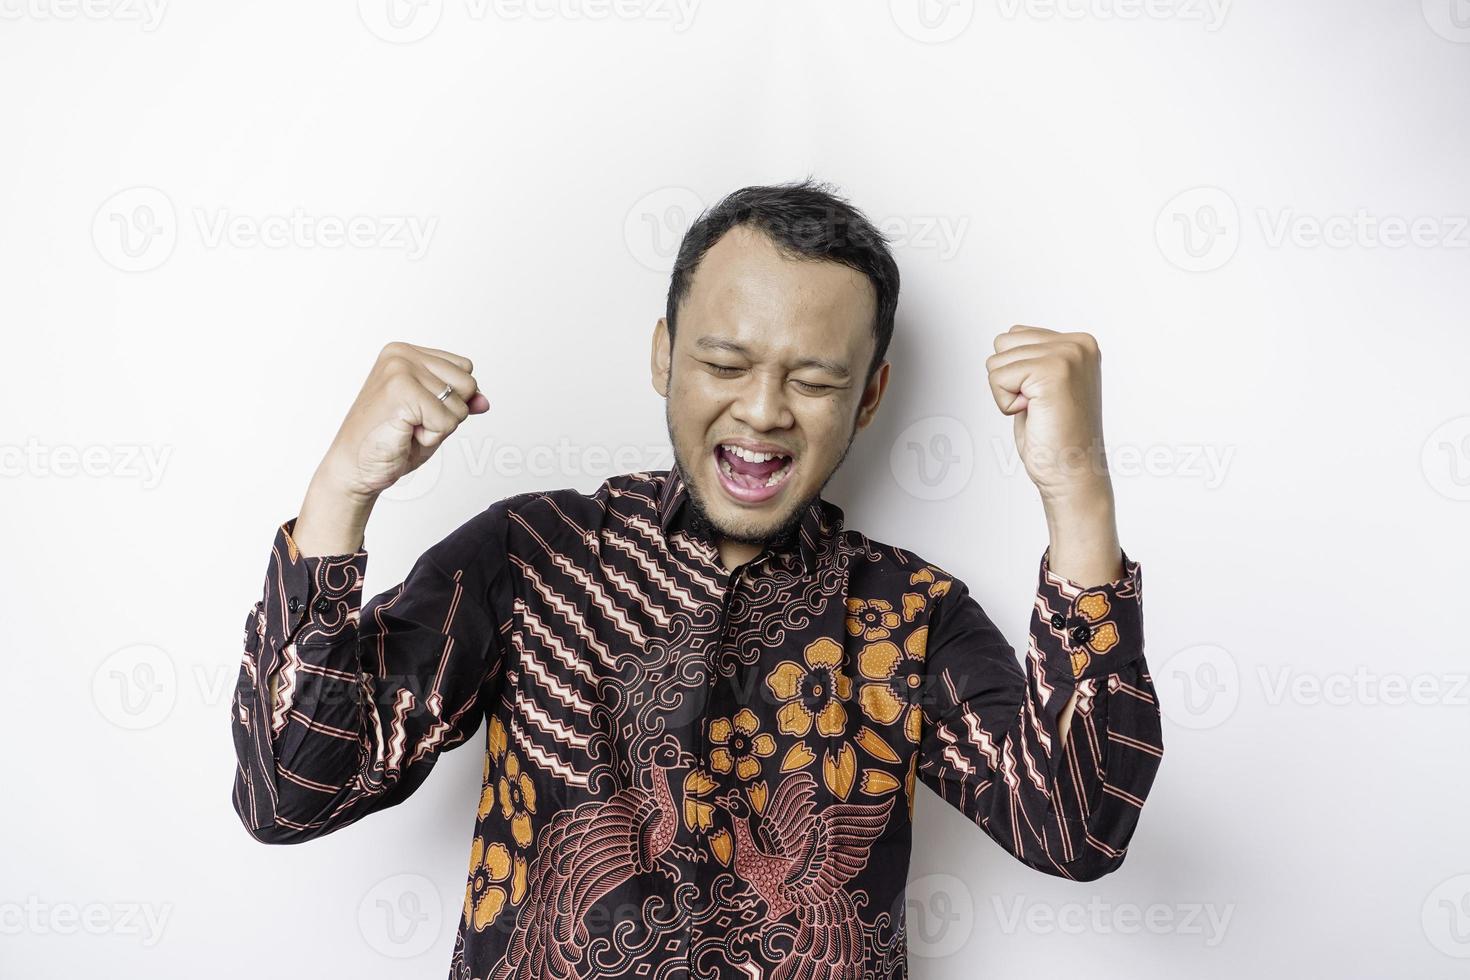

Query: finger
[404,343,475,376]
[419,353,489,415]
[417,353,480,407]
[407,369,467,447]
[986,356,1047,415]
[993,324,1060,354]
[985,345,1054,372]
[411,366,470,421]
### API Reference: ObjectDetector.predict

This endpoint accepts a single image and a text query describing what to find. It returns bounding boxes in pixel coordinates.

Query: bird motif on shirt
[489,739,681,980]
[715,771,895,980]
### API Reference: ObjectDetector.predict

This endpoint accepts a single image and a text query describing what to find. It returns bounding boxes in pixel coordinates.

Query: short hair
[664,177,900,383]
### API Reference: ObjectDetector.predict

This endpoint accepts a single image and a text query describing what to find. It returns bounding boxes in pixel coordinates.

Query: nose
[730,369,794,432]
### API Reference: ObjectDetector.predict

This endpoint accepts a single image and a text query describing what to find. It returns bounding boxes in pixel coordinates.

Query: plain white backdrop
[3,2,1468,977]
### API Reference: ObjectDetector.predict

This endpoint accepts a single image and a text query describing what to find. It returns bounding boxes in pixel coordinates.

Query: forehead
[678,224,877,367]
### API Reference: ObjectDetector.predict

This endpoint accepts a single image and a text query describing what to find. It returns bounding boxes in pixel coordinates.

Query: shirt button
[314,597,332,613]
[1049,613,1066,629]
[287,596,301,614]
[1070,624,1093,644]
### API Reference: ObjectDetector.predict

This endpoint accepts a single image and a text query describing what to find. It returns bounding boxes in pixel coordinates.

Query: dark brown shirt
[231,463,1163,979]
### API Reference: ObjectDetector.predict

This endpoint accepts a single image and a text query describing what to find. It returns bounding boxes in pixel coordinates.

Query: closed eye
[702,361,842,393]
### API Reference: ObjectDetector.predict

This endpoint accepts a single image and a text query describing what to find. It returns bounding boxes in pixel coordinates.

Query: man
[231,179,1164,980]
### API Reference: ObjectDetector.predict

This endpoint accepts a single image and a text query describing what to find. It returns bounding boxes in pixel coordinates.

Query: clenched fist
[319,341,489,499]
[985,323,1123,592]
[984,324,1108,505]
[291,342,488,557]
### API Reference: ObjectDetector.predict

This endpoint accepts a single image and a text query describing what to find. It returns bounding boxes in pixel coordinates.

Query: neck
[718,537,762,572]
[729,813,752,857]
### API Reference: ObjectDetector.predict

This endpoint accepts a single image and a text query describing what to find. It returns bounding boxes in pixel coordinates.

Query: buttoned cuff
[1034,547,1144,682]
[244,517,369,684]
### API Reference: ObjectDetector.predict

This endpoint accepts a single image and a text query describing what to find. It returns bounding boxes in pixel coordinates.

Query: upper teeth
[724,445,788,463]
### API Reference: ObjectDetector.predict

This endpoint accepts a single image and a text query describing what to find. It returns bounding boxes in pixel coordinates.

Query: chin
[684,458,805,544]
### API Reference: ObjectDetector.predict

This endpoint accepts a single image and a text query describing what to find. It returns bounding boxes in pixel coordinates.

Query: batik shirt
[231,463,1164,980]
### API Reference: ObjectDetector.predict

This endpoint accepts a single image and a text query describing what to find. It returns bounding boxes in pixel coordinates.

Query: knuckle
[381,353,411,376]
[385,372,418,397]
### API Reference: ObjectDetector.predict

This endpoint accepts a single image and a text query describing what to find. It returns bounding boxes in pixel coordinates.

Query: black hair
[664,177,900,384]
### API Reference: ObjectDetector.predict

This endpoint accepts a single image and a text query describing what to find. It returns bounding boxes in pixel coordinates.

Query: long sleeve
[230,499,518,844]
[915,548,1163,880]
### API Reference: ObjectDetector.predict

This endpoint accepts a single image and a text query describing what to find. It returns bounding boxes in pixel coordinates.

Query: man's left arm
[985,323,1139,742]
[915,543,1162,880]
[918,323,1167,877]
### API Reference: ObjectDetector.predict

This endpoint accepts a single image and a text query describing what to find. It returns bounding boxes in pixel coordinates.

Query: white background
[3,1,1468,977]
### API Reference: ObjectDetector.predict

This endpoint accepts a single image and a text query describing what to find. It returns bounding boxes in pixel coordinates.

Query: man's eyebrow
[692,336,852,380]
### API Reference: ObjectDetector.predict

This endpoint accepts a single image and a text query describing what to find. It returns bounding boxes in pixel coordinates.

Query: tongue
[722,447,785,480]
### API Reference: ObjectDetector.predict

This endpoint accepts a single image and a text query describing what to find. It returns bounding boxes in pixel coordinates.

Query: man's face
[650,224,890,549]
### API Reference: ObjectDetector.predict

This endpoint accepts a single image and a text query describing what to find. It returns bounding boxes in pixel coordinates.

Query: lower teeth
[720,456,791,488]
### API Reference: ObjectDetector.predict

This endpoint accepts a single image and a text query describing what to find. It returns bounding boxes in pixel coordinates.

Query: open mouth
[712,442,796,503]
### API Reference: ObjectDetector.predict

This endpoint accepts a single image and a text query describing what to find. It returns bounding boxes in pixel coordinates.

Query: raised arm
[230,341,502,843]
[914,323,1165,877]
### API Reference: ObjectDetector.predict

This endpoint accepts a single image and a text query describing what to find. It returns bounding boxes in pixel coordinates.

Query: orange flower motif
[476,714,536,848]
[1067,590,1122,677]
[464,836,527,932]
[856,626,928,743]
[767,637,852,738]
[708,708,777,781]
[846,597,901,642]
[498,750,537,848]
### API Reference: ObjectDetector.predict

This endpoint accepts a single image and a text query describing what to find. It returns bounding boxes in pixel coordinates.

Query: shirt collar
[656,460,832,577]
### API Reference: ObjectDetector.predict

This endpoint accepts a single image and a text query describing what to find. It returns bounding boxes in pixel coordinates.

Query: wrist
[1041,478,1115,528]
[1042,483,1122,587]
[310,458,380,511]
[292,468,377,558]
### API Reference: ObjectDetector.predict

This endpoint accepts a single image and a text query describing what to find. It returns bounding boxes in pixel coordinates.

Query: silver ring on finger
[435,382,454,402]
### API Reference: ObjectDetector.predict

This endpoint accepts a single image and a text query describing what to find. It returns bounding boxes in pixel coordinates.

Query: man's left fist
[985,324,1110,505]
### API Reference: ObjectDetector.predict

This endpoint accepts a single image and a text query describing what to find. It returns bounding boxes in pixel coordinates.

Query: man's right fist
[318,341,489,500]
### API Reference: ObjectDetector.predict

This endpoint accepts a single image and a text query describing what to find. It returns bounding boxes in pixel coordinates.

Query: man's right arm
[231,494,519,843]
[231,340,500,843]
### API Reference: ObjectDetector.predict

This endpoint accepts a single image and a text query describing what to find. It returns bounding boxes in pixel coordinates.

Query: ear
[651,317,672,397]
[853,358,890,431]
